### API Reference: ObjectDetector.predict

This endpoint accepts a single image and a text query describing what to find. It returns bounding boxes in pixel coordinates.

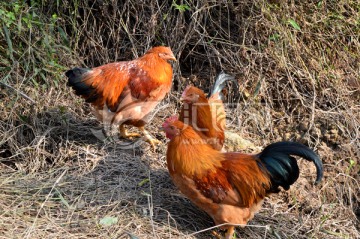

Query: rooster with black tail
[162,116,323,239]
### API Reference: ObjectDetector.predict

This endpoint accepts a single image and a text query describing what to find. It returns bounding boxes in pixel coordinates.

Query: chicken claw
[224,226,235,239]
[119,125,160,148]
[119,125,141,138]
[140,126,161,148]
[211,230,223,239]
[146,138,161,149]
[211,226,235,239]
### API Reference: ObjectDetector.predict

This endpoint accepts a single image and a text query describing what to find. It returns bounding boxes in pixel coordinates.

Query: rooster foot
[211,226,235,239]
[119,125,141,139]
[211,230,224,239]
[140,126,161,149]
[146,138,161,149]
[224,226,235,239]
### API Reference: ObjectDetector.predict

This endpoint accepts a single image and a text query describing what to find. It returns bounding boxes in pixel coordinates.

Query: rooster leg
[211,226,235,239]
[224,226,235,239]
[139,126,161,148]
[211,230,224,239]
[119,124,141,138]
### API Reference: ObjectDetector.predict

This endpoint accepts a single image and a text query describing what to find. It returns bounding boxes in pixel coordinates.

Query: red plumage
[178,73,235,150]
[66,46,176,147]
[162,117,323,238]
[179,86,226,150]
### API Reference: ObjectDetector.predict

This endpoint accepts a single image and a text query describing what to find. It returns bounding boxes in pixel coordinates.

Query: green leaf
[18,114,29,123]
[348,159,356,171]
[58,105,67,114]
[172,1,190,12]
[6,11,16,22]
[57,26,69,46]
[22,17,32,28]
[13,4,20,14]
[3,25,13,61]
[287,19,301,30]
[269,33,280,41]
[54,188,71,209]
[138,178,149,187]
[99,216,118,227]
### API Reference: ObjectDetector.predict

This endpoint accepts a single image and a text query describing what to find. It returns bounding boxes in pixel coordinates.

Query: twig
[24,169,67,239]
[0,81,36,104]
[187,222,270,237]
[147,168,156,238]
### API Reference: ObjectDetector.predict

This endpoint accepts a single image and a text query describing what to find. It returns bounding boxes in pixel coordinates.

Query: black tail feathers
[258,141,323,193]
[208,72,238,99]
[65,67,94,97]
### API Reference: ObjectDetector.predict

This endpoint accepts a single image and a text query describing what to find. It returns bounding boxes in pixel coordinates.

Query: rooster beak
[168,52,177,61]
[180,94,188,102]
[180,96,190,103]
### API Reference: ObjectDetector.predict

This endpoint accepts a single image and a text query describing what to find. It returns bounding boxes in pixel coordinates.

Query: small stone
[76,200,86,209]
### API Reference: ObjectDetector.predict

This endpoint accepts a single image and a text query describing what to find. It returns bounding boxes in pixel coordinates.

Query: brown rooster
[179,72,236,150]
[162,116,323,238]
[65,46,176,147]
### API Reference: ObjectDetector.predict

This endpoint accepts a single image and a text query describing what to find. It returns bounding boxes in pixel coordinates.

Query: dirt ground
[1,1,359,238]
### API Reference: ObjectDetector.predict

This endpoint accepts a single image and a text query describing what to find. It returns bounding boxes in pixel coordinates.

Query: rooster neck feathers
[180,89,216,136]
[135,53,173,85]
[166,123,223,176]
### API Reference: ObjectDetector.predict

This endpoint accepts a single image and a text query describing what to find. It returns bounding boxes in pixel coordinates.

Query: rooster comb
[165,115,178,124]
[181,85,192,97]
[182,85,205,97]
[162,115,179,128]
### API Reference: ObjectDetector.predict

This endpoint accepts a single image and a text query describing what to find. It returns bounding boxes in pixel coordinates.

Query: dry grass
[1,0,359,238]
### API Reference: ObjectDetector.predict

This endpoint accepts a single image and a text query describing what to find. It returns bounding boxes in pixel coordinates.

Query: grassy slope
[0,1,359,238]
